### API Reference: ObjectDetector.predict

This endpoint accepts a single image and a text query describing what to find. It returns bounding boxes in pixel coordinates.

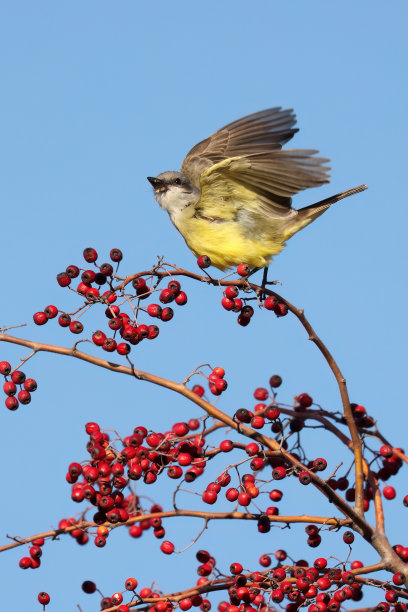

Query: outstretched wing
[181,107,299,188]
[181,107,330,211]
[194,151,330,221]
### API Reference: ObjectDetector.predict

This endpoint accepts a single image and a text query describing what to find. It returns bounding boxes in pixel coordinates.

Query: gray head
[147,171,200,218]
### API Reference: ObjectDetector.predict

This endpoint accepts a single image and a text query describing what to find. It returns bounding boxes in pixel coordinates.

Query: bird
[147,107,367,271]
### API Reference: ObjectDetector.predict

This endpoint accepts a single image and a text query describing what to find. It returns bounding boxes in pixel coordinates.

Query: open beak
[147,176,167,192]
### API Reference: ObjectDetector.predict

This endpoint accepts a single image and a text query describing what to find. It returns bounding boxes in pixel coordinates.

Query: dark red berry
[83,247,98,263]
[24,378,37,392]
[110,248,123,262]
[57,272,71,287]
[58,313,71,327]
[82,581,97,594]
[0,361,11,376]
[38,592,50,605]
[66,265,80,278]
[11,370,26,384]
[69,321,84,334]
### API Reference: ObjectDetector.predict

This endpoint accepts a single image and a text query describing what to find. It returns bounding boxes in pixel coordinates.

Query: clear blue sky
[1,2,407,610]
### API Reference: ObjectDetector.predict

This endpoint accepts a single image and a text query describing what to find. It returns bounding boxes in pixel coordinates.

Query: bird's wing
[181,107,299,188]
[195,151,330,219]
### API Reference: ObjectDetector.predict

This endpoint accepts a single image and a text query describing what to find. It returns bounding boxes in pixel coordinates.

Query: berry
[5,396,19,410]
[254,387,268,400]
[274,303,288,317]
[66,265,79,278]
[259,554,271,567]
[58,313,71,327]
[383,486,396,500]
[70,321,84,334]
[264,295,278,310]
[0,361,11,376]
[11,370,25,384]
[192,385,205,397]
[343,531,354,544]
[3,381,17,396]
[269,489,283,501]
[110,248,123,262]
[38,592,50,605]
[19,556,32,569]
[197,255,211,269]
[296,393,313,408]
[221,297,234,311]
[92,330,106,346]
[160,540,175,554]
[313,458,327,471]
[272,466,286,480]
[24,378,37,392]
[125,577,138,591]
[83,247,98,263]
[33,312,47,325]
[56,272,71,287]
[17,389,31,405]
[44,305,58,319]
[237,263,250,276]
[269,374,282,388]
[175,291,188,305]
[117,343,131,356]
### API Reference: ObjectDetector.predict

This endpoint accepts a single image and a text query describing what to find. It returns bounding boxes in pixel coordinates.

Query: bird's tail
[283,184,368,240]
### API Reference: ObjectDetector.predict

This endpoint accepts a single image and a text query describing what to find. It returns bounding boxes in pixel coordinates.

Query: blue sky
[1,2,407,610]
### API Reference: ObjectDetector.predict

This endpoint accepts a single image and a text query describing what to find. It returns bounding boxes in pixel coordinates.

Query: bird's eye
[174,178,182,185]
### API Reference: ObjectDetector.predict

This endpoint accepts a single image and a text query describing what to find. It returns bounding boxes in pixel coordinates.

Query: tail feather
[298,184,368,217]
[282,184,368,241]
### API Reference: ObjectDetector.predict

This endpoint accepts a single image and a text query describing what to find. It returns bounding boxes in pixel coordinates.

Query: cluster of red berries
[18,537,45,570]
[61,419,218,546]
[1,360,37,411]
[196,256,288,325]
[33,248,188,356]
[192,366,228,398]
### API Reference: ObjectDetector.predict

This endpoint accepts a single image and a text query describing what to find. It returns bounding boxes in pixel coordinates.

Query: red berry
[161,307,174,322]
[17,389,31,405]
[296,393,313,408]
[220,440,233,452]
[43,305,58,319]
[264,295,278,310]
[175,291,188,305]
[83,247,98,263]
[69,321,84,334]
[19,556,32,569]
[274,303,288,317]
[197,255,211,268]
[102,338,117,352]
[272,466,286,480]
[313,458,327,471]
[269,489,283,501]
[225,286,239,299]
[259,554,271,567]
[3,381,17,396]
[92,330,106,346]
[0,361,12,376]
[66,265,79,278]
[117,343,131,355]
[343,531,354,544]
[238,492,251,506]
[38,592,50,605]
[226,488,239,502]
[57,272,71,287]
[202,490,217,505]
[254,387,268,400]
[221,297,234,311]
[5,396,19,410]
[24,378,37,392]
[147,325,160,340]
[58,313,71,327]
[33,311,48,325]
[237,263,250,276]
[380,444,393,458]
[192,385,205,397]
[160,540,175,554]
[110,248,123,262]
[383,486,396,500]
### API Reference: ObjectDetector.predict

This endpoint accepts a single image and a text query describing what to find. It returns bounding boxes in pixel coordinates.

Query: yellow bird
[147,107,366,271]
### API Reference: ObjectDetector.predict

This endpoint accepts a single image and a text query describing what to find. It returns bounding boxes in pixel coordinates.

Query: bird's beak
[147,176,167,192]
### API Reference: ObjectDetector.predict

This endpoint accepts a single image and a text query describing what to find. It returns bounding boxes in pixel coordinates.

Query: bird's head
[147,171,200,216]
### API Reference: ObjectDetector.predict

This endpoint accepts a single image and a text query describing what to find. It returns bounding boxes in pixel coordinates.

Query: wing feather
[181,107,299,186]
[196,151,330,218]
